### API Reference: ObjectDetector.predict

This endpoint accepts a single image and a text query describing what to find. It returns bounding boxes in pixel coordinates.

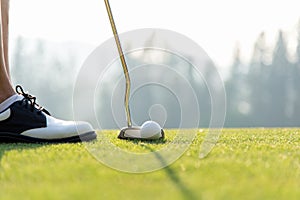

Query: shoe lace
[16,85,51,115]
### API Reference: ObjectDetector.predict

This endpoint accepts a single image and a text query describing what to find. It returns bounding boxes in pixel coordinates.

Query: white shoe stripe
[21,114,94,139]
[0,109,11,121]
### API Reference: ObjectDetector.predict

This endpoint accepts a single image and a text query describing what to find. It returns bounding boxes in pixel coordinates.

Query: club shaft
[104,0,132,127]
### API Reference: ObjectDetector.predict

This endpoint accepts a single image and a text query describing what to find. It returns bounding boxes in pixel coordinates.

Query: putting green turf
[0,129,299,200]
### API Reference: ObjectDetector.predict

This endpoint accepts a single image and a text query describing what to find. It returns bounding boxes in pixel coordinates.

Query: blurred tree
[291,20,300,124]
[225,43,249,126]
[297,20,300,61]
[267,31,290,126]
[247,32,269,126]
[185,56,211,127]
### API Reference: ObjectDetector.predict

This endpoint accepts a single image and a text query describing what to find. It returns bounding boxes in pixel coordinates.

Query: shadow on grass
[142,144,199,200]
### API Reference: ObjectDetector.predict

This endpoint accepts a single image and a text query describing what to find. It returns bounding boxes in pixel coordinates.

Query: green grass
[0,129,299,200]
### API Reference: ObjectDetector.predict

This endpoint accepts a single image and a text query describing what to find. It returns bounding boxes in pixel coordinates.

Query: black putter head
[118,126,165,140]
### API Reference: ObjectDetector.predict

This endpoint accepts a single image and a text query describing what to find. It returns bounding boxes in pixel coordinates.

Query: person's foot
[0,85,97,143]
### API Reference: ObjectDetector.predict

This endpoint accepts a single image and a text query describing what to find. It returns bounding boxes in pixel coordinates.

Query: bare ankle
[0,90,16,104]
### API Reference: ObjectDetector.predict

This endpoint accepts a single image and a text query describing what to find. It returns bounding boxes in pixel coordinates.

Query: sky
[9,0,300,70]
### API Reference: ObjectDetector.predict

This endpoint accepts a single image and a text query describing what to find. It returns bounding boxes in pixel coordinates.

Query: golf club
[104,0,164,140]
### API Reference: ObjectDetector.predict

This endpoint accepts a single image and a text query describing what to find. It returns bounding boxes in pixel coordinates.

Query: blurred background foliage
[11,20,300,128]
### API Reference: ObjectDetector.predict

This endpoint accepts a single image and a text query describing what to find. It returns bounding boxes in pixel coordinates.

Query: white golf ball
[140,121,162,139]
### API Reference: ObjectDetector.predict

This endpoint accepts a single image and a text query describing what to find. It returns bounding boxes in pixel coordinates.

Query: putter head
[118,126,165,140]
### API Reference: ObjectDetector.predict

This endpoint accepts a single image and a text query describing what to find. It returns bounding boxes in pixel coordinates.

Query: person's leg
[0,0,15,104]
[1,0,9,74]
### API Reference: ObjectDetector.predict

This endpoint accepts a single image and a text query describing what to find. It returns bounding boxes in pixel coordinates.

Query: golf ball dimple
[140,121,162,139]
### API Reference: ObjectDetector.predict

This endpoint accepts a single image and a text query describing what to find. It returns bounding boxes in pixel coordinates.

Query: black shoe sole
[0,131,97,143]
